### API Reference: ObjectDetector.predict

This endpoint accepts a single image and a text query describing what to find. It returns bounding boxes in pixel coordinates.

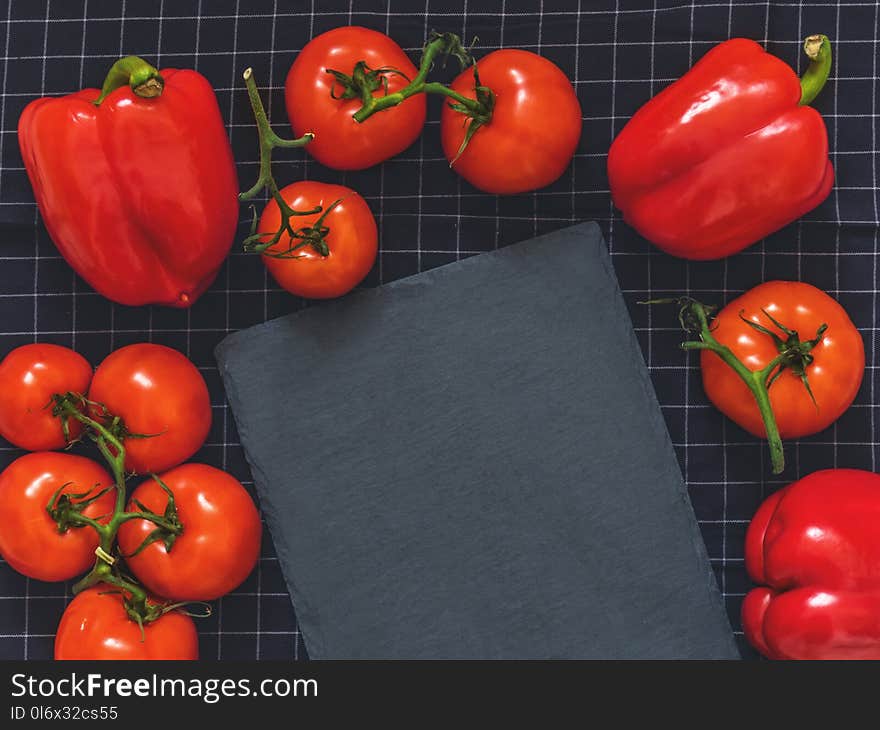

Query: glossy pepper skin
[608,36,833,260]
[18,57,238,307]
[744,469,880,660]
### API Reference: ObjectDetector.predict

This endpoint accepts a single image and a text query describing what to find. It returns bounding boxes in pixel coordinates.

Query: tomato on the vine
[440,49,582,194]
[88,344,211,474]
[54,586,198,660]
[701,281,864,439]
[257,181,378,299]
[0,344,92,451]
[0,453,114,582]
[286,26,426,170]
[118,464,261,601]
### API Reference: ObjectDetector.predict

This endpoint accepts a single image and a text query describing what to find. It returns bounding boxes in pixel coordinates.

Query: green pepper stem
[799,34,832,106]
[94,55,164,106]
[350,34,488,123]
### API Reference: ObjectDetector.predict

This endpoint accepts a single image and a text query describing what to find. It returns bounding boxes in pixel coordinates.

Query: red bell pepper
[608,35,833,260]
[18,56,239,307]
[744,469,880,660]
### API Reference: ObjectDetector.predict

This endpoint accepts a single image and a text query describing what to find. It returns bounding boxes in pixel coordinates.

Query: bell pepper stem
[94,55,164,106]
[799,34,832,106]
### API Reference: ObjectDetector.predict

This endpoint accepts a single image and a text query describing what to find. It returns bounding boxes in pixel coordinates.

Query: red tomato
[258,181,378,299]
[285,26,426,170]
[0,344,92,450]
[88,344,211,474]
[701,281,864,439]
[440,49,582,194]
[55,585,198,660]
[117,464,261,601]
[0,452,114,582]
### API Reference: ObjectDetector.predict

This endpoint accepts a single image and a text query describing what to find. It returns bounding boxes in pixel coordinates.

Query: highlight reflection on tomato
[118,464,262,601]
[0,344,92,451]
[0,452,114,582]
[440,49,582,194]
[88,343,212,474]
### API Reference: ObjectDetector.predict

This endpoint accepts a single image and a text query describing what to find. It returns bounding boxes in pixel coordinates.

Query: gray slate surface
[216,222,738,659]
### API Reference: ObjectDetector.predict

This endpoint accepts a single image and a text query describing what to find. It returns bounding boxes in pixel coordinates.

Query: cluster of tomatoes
[247,26,583,301]
[0,342,261,659]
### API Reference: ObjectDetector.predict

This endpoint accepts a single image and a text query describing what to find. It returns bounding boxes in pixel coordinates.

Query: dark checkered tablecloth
[1,0,876,660]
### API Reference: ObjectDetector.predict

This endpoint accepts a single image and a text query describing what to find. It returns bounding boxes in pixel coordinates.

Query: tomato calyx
[46,480,115,535]
[124,474,184,557]
[77,543,187,636]
[739,308,828,406]
[53,392,165,460]
[326,61,411,102]
[238,67,331,258]
[344,31,495,160]
[245,198,343,259]
[120,592,165,631]
[648,297,829,475]
[445,64,495,165]
[96,584,211,639]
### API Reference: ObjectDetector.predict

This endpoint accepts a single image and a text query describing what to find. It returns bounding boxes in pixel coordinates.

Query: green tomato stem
[238,67,329,256]
[350,34,488,123]
[238,67,315,205]
[675,301,786,475]
[52,397,171,621]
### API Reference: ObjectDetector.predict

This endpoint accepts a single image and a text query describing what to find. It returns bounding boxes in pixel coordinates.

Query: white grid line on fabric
[21,0,50,663]
[3,3,880,23]
[607,0,618,258]
[417,0,429,274]
[5,75,880,90]
[493,0,505,252]
[833,0,842,471]
[872,1,879,478]
[455,0,464,265]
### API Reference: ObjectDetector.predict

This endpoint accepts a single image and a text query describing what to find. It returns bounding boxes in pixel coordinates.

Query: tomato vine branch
[49,393,187,626]
[238,67,329,258]
[333,32,495,161]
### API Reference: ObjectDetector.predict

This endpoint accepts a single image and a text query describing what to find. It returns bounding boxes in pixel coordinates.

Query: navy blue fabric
[0,1,875,660]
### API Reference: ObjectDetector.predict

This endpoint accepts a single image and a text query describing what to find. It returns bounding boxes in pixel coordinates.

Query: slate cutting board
[215,222,738,659]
